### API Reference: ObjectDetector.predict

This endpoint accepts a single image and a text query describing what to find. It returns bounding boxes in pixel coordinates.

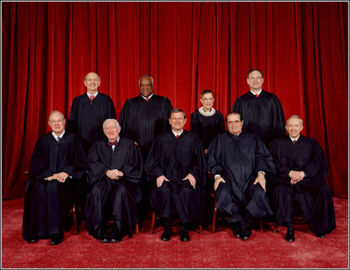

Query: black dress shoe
[110,224,123,243]
[50,234,63,245]
[28,239,38,244]
[161,230,172,241]
[316,234,325,238]
[240,226,251,241]
[285,228,295,242]
[179,227,190,242]
[231,223,242,238]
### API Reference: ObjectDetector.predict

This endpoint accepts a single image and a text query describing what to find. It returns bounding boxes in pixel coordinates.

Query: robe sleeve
[218,113,226,134]
[190,113,200,138]
[300,140,327,185]
[67,98,78,134]
[271,95,286,140]
[121,142,143,184]
[119,99,130,138]
[64,136,87,179]
[27,139,53,190]
[106,96,117,119]
[232,97,241,113]
[87,143,109,186]
[269,140,291,185]
[207,135,223,176]
[144,138,165,182]
[187,135,207,186]
[255,137,276,176]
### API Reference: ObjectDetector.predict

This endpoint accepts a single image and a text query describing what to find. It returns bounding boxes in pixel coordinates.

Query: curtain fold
[2,2,348,198]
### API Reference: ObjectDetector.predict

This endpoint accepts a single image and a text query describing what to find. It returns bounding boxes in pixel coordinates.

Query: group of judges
[22,69,336,245]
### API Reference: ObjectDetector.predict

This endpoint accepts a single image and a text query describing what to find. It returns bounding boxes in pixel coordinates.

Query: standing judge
[191,89,225,155]
[119,75,173,160]
[22,110,87,245]
[144,109,207,242]
[68,72,116,218]
[232,68,285,146]
[269,115,336,242]
[208,112,276,241]
[85,119,143,243]
[68,72,116,154]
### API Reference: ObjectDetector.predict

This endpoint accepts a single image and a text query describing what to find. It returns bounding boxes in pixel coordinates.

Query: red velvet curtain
[2,2,348,199]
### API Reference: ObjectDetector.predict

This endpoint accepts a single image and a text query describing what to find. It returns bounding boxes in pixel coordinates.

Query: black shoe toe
[285,229,295,242]
[179,229,190,242]
[161,231,172,241]
[28,239,38,244]
[50,234,63,245]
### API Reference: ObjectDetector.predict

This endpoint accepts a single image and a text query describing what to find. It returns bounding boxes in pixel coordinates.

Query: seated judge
[144,108,207,242]
[85,119,143,243]
[269,115,336,242]
[22,110,87,245]
[207,112,276,241]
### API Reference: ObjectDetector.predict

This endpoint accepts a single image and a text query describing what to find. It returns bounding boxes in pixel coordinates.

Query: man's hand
[289,170,305,184]
[182,173,196,189]
[214,176,225,191]
[106,169,124,180]
[253,172,266,192]
[156,175,169,187]
[49,172,69,183]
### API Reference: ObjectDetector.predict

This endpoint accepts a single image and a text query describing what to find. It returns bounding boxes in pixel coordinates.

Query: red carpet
[1,198,348,268]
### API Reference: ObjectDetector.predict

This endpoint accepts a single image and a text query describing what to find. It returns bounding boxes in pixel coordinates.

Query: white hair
[103,119,120,129]
[287,115,303,126]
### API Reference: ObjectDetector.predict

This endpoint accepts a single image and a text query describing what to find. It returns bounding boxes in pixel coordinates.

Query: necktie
[176,135,180,139]
[108,141,118,146]
[90,95,94,104]
[146,97,150,102]
[255,94,259,98]
[293,140,296,145]
[57,137,61,143]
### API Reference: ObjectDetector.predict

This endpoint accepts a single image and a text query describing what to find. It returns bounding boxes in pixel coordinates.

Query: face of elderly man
[48,111,66,136]
[247,70,264,92]
[103,120,121,142]
[227,113,244,136]
[139,76,153,98]
[84,72,101,93]
[286,117,303,139]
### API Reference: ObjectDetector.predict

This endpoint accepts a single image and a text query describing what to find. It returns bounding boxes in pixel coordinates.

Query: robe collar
[51,130,65,142]
[199,106,216,117]
[289,135,300,142]
[87,91,99,98]
[250,89,262,96]
[172,129,184,137]
[141,93,154,101]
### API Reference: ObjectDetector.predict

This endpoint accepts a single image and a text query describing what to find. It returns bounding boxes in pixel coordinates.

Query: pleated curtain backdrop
[2,2,348,199]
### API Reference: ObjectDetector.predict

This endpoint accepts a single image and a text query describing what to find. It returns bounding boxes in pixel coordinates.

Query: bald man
[22,110,87,245]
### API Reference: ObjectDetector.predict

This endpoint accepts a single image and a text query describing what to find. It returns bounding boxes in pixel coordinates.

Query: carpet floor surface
[1,197,349,268]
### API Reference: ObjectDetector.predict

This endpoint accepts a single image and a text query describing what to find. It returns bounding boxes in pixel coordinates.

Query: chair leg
[151,211,156,234]
[135,224,139,234]
[71,202,78,235]
[259,221,263,232]
[199,225,203,234]
[273,223,278,233]
[211,202,217,233]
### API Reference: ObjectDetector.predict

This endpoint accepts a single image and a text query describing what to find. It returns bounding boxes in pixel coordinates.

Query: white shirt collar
[172,129,183,137]
[141,93,153,100]
[87,91,98,98]
[52,130,65,141]
[289,135,300,142]
[250,89,262,96]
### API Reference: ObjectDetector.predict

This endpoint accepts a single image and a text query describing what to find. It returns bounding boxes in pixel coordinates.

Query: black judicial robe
[119,94,173,158]
[144,130,207,224]
[22,132,87,241]
[208,132,276,219]
[232,90,285,146]
[190,110,225,150]
[68,93,116,153]
[269,135,336,235]
[85,138,143,239]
